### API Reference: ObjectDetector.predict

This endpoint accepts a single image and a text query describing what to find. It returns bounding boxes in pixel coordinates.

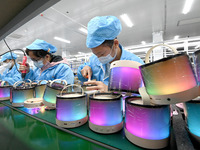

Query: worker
[19,39,74,84]
[0,52,22,85]
[78,16,144,92]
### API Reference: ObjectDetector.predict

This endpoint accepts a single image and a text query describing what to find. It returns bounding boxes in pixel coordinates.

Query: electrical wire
[2,39,26,74]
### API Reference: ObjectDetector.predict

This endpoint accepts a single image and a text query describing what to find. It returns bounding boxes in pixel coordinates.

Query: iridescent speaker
[125,96,170,149]
[43,79,67,108]
[109,60,142,93]
[56,85,88,128]
[89,93,123,134]
[140,44,199,105]
[35,80,48,99]
[184,97,200,143]
[11,81,34,107]
[0,81,12,101]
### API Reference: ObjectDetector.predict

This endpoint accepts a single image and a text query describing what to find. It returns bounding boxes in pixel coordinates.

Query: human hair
[25,49,52,58]
[101,40,114,48]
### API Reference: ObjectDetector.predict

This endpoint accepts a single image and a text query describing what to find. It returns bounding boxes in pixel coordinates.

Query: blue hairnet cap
[26,39,57,53]
[0,52,17,62]
[86,16,122,48]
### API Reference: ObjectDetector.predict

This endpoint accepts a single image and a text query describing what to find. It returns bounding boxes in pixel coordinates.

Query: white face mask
[3,62,12,69]
[34,60,44,68]
[98,46,117,64]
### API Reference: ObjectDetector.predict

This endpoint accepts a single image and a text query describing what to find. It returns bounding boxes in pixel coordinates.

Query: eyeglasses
[31,58,42,62]
[3,59,11,63]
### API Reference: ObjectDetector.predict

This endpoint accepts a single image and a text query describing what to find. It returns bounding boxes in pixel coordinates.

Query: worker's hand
[18,62,30,73]
[81,66,92,80]
[84,81,108,93]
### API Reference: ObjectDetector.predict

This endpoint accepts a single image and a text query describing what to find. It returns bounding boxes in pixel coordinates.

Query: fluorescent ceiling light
[120,14,134,27]
[174,35,179,40]
[79,27,88,34]
[141,41,146,45]
[54,37,70,43]
[182,0,194,14]
[177,17,200,26]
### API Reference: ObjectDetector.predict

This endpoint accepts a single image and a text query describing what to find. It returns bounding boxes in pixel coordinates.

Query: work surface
[0,100,193,150]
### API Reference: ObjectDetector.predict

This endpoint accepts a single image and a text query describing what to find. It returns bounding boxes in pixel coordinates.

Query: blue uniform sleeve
[54,64,74,84]
[24,68,36,81]
[133,55,144,65]
[1,67,22,85]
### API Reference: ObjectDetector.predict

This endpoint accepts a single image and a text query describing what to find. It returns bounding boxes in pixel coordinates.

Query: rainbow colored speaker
[43,79,67,108]
[89,93,123,134]
[140,44,199,105]
[11,81,34,107]
[0,81,12,101]
[184,97,200,143]
[125,96,170,149]
[56,85,88,128]
[109,60,142,93]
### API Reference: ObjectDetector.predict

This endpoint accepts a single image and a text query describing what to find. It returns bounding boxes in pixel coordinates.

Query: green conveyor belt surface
[1,100,143,150]
[0,103,108,150]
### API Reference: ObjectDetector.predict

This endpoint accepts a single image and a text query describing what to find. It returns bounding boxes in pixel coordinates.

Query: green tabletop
[1,100,143,150]
[0,103,110,150]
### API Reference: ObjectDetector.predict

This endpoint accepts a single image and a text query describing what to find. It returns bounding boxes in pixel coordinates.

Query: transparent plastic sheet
[140,54,197,95]
[184,100,200,137]
[125,97,171,140]
[89,94,123,126]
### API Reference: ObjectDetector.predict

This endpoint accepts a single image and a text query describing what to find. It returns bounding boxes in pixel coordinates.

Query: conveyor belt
[0,100,180,150]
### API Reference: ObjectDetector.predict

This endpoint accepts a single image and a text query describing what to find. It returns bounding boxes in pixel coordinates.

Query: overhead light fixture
[182,0,194,14]
[177,17,200,26]
[79,27,88,34]
[141,41,146,45]
[54,37,70,43]
[120,14,134,27]
[174,35,180,40]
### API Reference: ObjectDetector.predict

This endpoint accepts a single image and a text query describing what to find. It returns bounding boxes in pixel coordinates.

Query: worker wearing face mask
[0,52,22,85]
[78,16,144,92]
[19,39,74,84]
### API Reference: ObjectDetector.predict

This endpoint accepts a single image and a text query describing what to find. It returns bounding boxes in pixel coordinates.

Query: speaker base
[151,86,199,105]
[125,128,169,149]
[89,121,123,134]
[56,116,88,128]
